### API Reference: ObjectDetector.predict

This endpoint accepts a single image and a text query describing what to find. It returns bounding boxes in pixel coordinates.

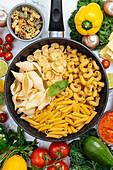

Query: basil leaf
[48,80,68,96]
[0,92,5,105]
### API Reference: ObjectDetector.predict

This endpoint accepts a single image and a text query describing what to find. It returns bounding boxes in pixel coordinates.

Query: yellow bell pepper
[74,3,103,35]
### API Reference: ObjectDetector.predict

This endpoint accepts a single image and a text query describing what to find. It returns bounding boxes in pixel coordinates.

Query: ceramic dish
[7,3,45,42]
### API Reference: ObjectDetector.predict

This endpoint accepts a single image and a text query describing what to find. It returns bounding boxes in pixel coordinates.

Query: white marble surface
[0,0,113,167]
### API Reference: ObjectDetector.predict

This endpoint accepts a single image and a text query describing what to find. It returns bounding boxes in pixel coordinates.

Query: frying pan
[5,0,108,142]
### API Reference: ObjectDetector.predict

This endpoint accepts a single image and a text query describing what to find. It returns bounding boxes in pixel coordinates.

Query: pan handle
[49,0,64,37]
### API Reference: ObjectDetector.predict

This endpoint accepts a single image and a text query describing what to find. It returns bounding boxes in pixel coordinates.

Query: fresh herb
[48,80,68,96]
[0,126,38,169]
[69,129,113,170]
[0,92,5,105]
[68,0,113,50]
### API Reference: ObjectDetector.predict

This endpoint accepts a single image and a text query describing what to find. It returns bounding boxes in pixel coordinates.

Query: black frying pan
[5,0,108,142]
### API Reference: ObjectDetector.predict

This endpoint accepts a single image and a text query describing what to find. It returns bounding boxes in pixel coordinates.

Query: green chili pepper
[0,124,8,154]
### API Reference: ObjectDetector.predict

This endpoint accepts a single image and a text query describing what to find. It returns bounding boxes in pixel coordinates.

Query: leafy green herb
[0,126,38,169]
[68,0,113,50]
[69,129,113,170]
[48,80,68,96]
[0,92,5,105]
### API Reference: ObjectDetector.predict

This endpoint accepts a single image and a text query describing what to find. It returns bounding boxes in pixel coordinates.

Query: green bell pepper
[0,124,8,154]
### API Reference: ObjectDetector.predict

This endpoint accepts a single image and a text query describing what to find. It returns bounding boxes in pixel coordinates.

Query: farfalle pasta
[10,43,105,138]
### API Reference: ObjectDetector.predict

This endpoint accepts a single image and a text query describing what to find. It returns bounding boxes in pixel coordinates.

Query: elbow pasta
[10,43,105,139]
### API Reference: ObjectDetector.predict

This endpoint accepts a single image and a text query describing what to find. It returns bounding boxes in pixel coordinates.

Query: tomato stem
[44,158,64,169]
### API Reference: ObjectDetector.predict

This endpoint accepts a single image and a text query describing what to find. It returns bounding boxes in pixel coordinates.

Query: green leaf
[31,162,42,170]
[0,92,5,105]
[48,80,68,96]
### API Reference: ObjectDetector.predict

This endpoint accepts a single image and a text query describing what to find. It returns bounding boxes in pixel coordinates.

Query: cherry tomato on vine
[4,51,13,61]
[49,142,69,159]
[47,160,68,170]
[0,48,4,57]
[31,148,51,168]
[0,38,3,45]
[101,59,110,69]
[5,34,14,43]
[0,112,7,123]
[4,43,12,52]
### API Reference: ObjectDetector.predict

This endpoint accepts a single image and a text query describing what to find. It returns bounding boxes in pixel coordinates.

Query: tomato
[101,59,110,69]
[49,142,69,159]
[0,48,4,57]
[47,160,68,170]
[0,38,3,45]
[31,148,51,168]
[0,112,7,123]
[4,43,12,52]
[5,34,14,43]
[4,52,13,61]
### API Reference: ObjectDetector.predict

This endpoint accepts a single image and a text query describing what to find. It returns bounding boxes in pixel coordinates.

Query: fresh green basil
[48,80,68,96]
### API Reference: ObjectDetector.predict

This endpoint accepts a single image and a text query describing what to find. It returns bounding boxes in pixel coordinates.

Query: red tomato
[49,142,69,159]
[5,34,14,43]
[0,38,3,45]
[4,43,13,52]
[31,148,51,168]
[0,112,7,123]
[0,48,4,57]
[4,52,13,61]
[47,160,68,170]
[101,59,110,69]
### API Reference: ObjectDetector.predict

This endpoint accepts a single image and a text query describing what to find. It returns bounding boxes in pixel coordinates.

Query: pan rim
[4,37,109,142]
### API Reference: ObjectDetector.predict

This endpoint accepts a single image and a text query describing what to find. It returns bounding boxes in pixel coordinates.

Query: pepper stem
[82,20,92,30]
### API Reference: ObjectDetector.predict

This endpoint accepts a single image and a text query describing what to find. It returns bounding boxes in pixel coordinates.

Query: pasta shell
[16,61,36,71]
[28,71,45,90]
[17,107,35,115]
[33,49,41,60]
[42,71,54,80]
[32,62,42,75]
[22,73,33,96]
[11,71,24,83]
[42,45,49,56]
[38,89,53,110]
[17,100,28,108]
[38,58,48,66]
[26,91,46,109]
[52,62,64,73]
[16,89,37,100]
[10,80,22,95]
[12,93,22,110]
[27,55,34,62]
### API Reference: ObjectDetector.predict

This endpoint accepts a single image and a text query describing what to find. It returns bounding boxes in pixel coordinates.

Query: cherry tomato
[101,59,110,69]
[4,52,13,61]
[0,38,3,45]
[31,148,51,168]
[0,112,7,123]
[4,43,12,52]
[47,160,68,170]
[49,142,69,159]
[5,34,14,43]
[0,48,4,57]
